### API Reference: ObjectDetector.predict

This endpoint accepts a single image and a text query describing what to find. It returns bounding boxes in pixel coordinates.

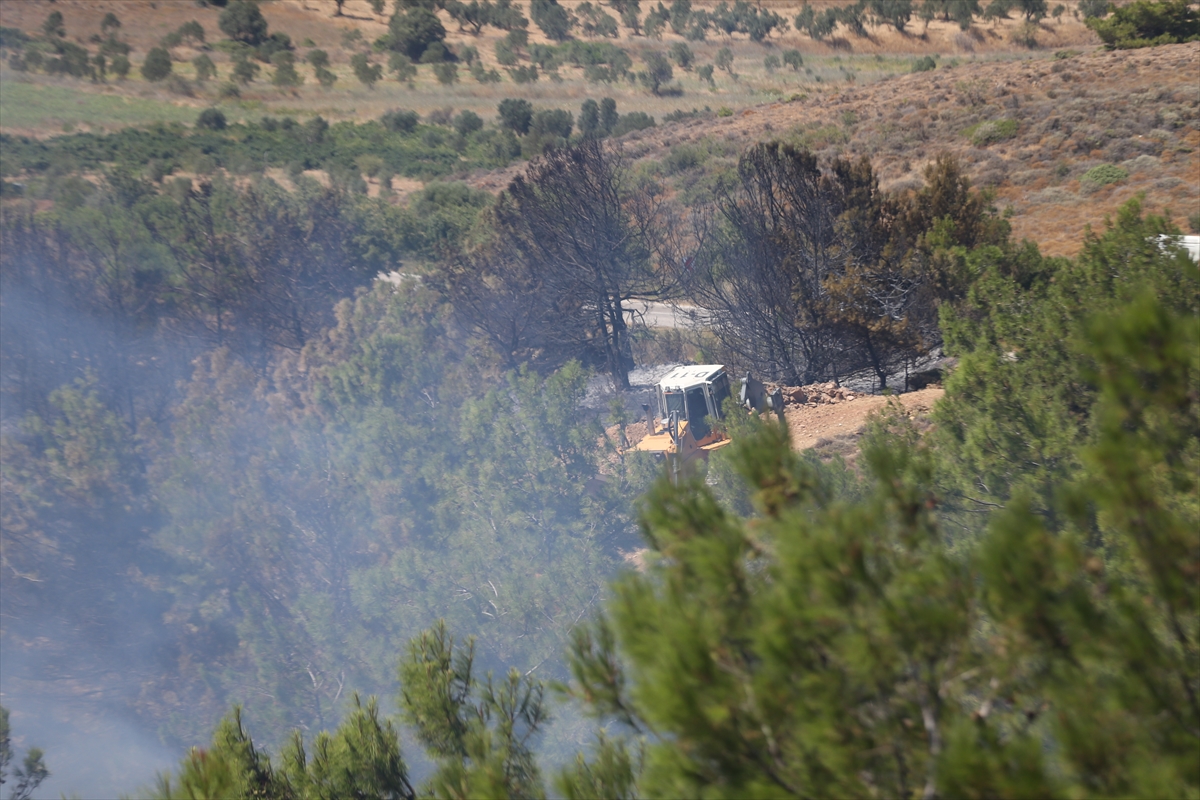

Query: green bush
[141,47,173,82]
[1087,0,1199,47]
[219,1,269,46]
[193,54,217,81]
[912,55,937,72]
[433,61,458,84]
[968,118,1019,146]
[610,110,655,136]
[1082,163,1129,186]
[382,108,420,133]
[196,108,227,131]
[387,7,446,61]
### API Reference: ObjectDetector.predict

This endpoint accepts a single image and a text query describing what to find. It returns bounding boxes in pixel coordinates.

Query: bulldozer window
[709,374,731,417]
[663,390,685,418]
[685,387,710,440]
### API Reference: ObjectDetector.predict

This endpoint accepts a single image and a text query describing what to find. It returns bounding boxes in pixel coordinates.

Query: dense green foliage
[141,201,1197,798]
[562,203,1198,798]
[3,93,1196,797]
[1086,0,1200,48]
[0,113,518,184]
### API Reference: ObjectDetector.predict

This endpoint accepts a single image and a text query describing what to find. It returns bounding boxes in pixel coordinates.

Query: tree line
[446,139,1006,392]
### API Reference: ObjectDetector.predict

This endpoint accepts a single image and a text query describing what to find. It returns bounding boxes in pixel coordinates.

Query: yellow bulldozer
[633,364,736,466]
[631,364,786,476]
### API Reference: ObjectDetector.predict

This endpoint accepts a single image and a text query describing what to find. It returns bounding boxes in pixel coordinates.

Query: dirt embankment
[616,385,945,457]
[783,386,944,453]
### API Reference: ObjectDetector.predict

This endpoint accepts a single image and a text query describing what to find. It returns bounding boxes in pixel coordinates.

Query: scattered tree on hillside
[386,6,448,60]
[141,47,173,81]
[271,51,303,87]
[351,52,383,86]
[219,0,269,46]
[100,12,121,35]
[532,0,576,40]
[231,54,260,84]
[193,53,217,81]
[42,10,65,39]
[639,50,674,94]
[497,97,534,134]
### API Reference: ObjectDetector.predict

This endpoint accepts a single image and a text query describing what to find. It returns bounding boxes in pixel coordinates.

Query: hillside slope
[471,42,1199,256]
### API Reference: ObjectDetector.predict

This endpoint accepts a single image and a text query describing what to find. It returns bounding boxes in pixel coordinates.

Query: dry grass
[1,0,1117,131]
[616,42,1200,256]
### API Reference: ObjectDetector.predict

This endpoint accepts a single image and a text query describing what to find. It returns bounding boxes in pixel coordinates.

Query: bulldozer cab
[654,365,731,444]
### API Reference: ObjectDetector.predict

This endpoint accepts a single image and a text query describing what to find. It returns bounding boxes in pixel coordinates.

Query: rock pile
[770,381,858,407]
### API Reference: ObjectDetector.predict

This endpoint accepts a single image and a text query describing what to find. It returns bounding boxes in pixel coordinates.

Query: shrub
[307,49,330,69]
[717,106,733,117]
[968,118,1018,145]
[356,154,385,177]
[471,63,502,82]
[697,63,715,86]
[494,40,519,66]
[315,66,337,87]
[498,98,534,134]
[1078,0,1109,17]
[715,47,734,74]
[351,53,383,87]
[640,51,674,94]
[664,143,706,173]
[178,20,207,46]
[382,108,420,133]
[433,62,459,84]
[1082,163,1128,186]
[1010,20,1040,47]
[196,108,227,130]
[193,54,217,81]
[387,7,446,61]
[508,64,538,83]
[454,110,483,136]
[611,110,655,135]
[231,55,260,84]
[389,52,417,82]
[763,53,780,72]
[1086,0,1199,48]
[427,107,455,126]
[420,41,448,64]
[669,42,694,70]
[782,49,803,70]
[913,55,937,72]
[218,81,241,98]
[141,47,173,81]
[272,51,303,87]
[531,0,575,41]
[529,108,573,139]
[165,75,195,96]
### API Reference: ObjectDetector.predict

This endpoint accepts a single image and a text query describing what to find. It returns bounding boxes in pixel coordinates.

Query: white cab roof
[659,365,725,390]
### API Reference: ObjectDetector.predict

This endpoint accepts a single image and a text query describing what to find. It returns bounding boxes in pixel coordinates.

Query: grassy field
[0,79,204,132]
[1,0,1105,135]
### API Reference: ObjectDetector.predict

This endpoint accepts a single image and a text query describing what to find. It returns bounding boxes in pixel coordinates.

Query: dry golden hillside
[472,41,1199,257]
